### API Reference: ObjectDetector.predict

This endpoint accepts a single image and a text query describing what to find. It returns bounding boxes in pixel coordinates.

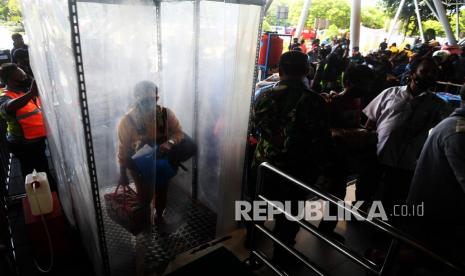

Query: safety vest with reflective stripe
[3,90,46,140]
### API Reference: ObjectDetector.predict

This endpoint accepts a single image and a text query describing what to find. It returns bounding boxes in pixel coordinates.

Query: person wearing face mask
[0,63,55,190]
[117,81,184,226]
[363,57,449,220]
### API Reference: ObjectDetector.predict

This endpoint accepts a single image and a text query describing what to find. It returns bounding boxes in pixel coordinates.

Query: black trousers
[381,166,414,222]
[7,138,56,191]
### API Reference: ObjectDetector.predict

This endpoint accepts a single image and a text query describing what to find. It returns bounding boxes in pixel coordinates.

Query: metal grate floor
[101,182,217,276]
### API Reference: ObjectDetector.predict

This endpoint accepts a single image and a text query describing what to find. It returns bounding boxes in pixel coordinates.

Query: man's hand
[159,142,173,154]
[321,91,339,103]
[320,93,330,102]
[6,79,39,113]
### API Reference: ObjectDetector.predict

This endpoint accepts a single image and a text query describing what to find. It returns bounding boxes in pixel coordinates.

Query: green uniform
[253,79,333,182]
[251,79,344,253]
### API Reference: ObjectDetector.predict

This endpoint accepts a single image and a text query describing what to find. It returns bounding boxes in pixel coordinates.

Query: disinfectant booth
[21,0,264,275]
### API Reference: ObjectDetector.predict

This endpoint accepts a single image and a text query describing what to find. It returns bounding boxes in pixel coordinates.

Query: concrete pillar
[295,0,312,39]
[433,0,457,45]
[413,0,425,42]
[349,0,361,53]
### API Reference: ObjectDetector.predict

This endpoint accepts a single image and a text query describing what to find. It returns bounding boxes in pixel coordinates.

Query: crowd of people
[250,37,465,274]
[1,28,464,273]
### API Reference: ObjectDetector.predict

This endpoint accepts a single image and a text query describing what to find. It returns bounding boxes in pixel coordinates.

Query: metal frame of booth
[66,0,266,275]
[0,121,18,276]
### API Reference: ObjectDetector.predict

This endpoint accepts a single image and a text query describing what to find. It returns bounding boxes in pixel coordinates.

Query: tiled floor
[101,182,217,276]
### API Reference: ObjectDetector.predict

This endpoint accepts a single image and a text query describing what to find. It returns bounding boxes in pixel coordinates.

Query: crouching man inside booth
[118,81,184,226]
[0,63,56,191]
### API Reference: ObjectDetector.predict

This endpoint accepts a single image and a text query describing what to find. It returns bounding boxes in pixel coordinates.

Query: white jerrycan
[25,170,53,216]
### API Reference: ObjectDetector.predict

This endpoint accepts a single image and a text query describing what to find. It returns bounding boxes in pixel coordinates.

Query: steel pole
[295,0,312,39]
[414,0,426,42]
[387,0,407,43]
[424,0,440,20]
[433,0,457,45]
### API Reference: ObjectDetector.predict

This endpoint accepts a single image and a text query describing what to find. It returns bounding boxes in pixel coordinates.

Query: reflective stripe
[16,108,41,120]
[3,90,46,139]
[456,118,465,133]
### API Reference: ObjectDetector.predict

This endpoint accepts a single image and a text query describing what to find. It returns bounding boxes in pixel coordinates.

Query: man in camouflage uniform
[252,51,345,265]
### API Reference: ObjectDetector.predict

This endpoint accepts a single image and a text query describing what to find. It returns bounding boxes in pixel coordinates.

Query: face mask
[137,97,157,113]
[413,75,436,91]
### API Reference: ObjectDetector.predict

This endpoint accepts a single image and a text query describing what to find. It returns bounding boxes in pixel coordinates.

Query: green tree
[265,0,385,32]
[262,20,272,32]
[0,0,21,23]
[361,6,387,29]
[7,0,21,23]
[321,24,341,40]
[423,19,445,37]
[0,0,9,21]
[287,0,351,30]
[263,0,292,28]
[449,10,465,39]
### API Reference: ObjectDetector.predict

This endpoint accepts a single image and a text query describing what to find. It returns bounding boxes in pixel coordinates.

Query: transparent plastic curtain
[198,1,261,232]
[21,1,104,276]
[76,0,158,189]
[160,1,195,195]
[161,1,262,232]
[76,1,158,274]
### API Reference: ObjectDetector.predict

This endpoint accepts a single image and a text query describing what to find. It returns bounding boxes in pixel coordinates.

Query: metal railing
[249,162,465,276]
[435,81,463,95]
[0,119,18,275]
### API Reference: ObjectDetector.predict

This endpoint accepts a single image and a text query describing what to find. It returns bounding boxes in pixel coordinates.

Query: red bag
[104,184,148,235]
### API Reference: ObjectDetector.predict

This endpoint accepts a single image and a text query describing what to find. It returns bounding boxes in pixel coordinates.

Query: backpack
[128,106,197,170]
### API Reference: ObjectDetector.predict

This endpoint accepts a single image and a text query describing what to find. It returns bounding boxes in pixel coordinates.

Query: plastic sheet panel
[196,1,261,232]
[20,1,104,275]
[76,0,158,274]
[160,1,195,196]
[158,0,261,230]
[76,0,159,189]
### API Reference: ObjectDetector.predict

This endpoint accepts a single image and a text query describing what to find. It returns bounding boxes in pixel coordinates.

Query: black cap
[0,63,18,84]
[279,51,309,76]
